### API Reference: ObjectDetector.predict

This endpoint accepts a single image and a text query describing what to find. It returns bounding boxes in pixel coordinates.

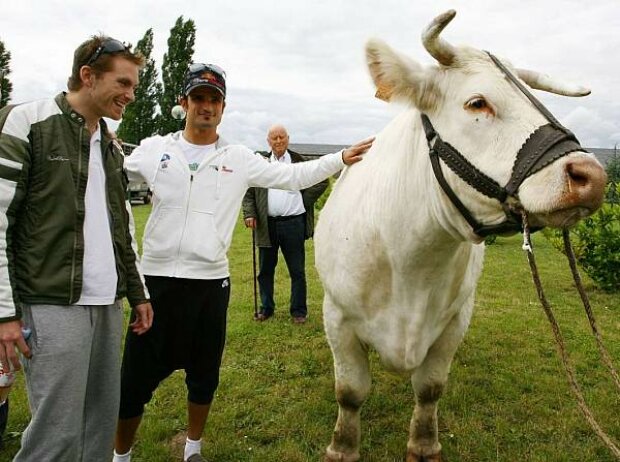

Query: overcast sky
[1,0,619,150]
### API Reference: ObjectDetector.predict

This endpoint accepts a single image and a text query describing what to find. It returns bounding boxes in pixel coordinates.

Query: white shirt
[267,151,306,217]
[179,134,216,171]
[76,126,118,305]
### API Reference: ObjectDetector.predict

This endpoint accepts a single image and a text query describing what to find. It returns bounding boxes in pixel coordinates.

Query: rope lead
[520,210,620,460]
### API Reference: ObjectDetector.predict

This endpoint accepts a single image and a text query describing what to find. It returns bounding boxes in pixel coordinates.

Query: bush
[543,183,620,292]
[605,153,620,204]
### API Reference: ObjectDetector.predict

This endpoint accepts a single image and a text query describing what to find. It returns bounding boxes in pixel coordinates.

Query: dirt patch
[170,431,187,461]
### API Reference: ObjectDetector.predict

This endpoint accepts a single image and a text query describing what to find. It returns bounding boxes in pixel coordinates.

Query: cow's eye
[464,96,495,117]
[465,97,487,110]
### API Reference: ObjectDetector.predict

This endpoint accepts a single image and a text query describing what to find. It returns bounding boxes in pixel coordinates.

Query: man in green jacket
[0,34,152,461]
[242,124,328,323]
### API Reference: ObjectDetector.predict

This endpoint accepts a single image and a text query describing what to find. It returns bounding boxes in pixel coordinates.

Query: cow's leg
[407,376,445,462]
[407,310,470,462]
[323,300,371,462]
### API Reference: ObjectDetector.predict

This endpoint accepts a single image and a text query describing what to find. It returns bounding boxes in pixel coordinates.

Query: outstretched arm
[246,137,374,191]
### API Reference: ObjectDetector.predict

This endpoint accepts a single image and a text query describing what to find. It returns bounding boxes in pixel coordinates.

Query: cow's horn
[516,68,591,97]
[422,9,457,66]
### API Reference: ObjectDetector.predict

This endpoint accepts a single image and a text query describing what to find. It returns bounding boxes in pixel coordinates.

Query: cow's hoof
[324,447,360,462]
[406,452,443,462]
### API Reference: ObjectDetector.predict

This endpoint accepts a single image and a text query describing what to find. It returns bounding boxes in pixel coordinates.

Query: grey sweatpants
[14,303,124,462]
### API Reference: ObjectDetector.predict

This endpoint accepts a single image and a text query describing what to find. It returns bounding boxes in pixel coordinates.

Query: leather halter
[422,52,586,238]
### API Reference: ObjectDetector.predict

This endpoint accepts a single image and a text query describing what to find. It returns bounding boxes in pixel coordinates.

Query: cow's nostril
[566,161,589,188]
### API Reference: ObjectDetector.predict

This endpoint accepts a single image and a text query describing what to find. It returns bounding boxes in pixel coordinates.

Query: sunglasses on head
[86,39,130,66]
[187,63,226,80]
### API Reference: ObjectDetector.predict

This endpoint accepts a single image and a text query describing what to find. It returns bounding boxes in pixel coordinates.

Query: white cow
[315,10,607,462]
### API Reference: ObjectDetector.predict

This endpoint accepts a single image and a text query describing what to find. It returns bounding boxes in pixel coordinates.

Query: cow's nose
[564,156,607,211]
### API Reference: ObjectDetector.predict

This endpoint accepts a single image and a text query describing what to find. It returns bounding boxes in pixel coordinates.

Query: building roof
[289,143,348,157]
[588,148,618,166]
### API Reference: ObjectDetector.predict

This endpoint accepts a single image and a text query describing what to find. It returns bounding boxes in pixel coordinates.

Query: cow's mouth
[532,206,593,229]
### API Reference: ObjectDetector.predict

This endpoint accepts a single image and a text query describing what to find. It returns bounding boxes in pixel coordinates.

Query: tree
[158,16,195,135]
[605,148,620,204]
[117,29,162,144]
[0,40,12,108]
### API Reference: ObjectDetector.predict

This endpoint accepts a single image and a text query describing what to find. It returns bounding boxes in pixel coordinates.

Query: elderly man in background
[242,125,328,324]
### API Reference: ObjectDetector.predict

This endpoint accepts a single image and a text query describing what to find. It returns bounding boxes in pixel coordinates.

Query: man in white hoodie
[113,63,373,462]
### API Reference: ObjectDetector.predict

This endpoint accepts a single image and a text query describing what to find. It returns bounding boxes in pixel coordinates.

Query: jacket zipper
[175,173,194,275]
[105,141,121,292]
[69,126,84,303]
[215,153,224,200]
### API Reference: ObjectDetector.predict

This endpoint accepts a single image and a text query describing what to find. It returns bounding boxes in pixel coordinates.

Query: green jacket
[0,93,148,322]
[242,150,328,247]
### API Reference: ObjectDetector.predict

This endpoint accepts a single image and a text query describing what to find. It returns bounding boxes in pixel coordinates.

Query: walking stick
[252,228,259,319]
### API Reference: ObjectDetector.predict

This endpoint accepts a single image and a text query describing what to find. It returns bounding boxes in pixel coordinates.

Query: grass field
[2,204,619,461]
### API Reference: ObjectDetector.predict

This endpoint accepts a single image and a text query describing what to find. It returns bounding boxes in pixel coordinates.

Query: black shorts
[119,276,230,419]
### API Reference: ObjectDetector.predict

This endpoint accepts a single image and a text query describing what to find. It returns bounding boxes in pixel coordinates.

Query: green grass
[2,205,619,461]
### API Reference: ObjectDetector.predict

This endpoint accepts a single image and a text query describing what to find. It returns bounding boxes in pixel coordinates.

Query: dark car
[122,142,152,205]
[128,181,152,204]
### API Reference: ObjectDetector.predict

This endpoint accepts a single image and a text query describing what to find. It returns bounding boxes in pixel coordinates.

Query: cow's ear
[366,39,429,107]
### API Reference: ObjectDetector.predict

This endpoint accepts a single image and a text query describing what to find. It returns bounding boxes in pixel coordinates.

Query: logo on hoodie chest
[160,153,171,169]
[208,164,234,173]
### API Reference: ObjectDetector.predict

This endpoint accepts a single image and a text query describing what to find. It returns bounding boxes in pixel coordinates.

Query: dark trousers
[119,276,230,419]
[258,214,307,317]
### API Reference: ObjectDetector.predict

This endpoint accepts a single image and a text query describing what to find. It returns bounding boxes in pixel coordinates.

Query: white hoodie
[124,132,345,279]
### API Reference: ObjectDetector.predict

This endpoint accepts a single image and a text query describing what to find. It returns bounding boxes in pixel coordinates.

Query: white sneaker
[186,454,207,462]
